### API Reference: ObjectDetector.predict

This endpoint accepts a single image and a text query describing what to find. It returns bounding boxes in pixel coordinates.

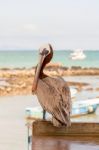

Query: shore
[0,64,99,96]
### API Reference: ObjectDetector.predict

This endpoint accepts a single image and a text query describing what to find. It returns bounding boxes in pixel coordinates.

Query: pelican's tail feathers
[52,117,62,127]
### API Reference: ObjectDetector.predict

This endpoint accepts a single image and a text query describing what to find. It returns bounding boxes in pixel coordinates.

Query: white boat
[70,49,86,60]
[25,98,99,119]
[70,87,77,98]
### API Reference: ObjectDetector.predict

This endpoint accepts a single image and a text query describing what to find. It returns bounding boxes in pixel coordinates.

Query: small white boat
[70,88,77,98]
[25,98,99,119]
[72,98,99,117]
[70,49,86,60]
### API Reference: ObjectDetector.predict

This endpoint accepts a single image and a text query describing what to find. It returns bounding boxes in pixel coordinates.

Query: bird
[32,44,71,127]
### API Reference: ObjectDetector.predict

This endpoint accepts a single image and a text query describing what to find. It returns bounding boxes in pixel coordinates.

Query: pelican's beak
[32,54,45,92]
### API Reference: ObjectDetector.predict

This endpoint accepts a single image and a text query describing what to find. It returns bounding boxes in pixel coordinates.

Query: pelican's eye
[40,48,50,56]
[43,48,49,55]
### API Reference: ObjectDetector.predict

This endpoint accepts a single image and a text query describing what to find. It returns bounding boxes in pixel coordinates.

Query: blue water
[0,50,99,68]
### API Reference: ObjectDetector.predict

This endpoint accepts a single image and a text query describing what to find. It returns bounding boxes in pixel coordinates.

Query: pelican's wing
[36,77,71,126]
[52,84,71,126]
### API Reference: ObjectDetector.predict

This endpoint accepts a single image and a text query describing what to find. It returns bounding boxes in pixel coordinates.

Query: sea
[0,50,99,68]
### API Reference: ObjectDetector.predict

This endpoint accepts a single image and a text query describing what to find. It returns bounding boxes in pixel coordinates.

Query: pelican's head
[39,43,53,65]
[32,44,53,93]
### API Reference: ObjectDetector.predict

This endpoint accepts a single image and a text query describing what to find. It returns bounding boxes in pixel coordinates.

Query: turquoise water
[0,50,99,68]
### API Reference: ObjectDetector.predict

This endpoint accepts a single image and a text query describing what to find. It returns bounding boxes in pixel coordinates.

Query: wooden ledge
[32,120,99,137]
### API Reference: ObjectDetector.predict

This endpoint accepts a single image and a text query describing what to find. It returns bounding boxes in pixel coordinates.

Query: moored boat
[70,49,86,60]
[25,98,99,119]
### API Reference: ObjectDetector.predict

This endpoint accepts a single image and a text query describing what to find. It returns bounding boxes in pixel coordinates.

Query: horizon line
[0,49,99,51]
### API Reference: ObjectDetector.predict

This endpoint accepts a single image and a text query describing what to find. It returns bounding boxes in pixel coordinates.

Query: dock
[31,120,99,150]
[32,120,99,137]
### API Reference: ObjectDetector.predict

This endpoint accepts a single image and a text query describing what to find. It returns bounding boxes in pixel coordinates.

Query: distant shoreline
[0,64,99,97]
[0,64,99,76]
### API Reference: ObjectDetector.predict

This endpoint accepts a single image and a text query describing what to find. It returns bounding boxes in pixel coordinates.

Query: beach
[0,66,99,97]
[0,50,99,97]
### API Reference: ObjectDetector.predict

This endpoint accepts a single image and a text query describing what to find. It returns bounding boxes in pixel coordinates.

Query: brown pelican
[32,44,71,127]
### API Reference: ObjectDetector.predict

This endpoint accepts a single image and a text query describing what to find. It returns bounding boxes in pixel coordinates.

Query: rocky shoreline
[0,64,99,96]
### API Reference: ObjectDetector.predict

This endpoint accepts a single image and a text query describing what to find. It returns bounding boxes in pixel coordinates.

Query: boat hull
[26,99,99,119]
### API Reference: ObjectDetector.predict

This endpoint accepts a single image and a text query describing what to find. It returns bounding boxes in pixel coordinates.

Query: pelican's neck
[38,52,53,79]
[39,66,48,79]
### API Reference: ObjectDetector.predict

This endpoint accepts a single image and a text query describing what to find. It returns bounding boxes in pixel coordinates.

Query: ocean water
[0,50,99,68]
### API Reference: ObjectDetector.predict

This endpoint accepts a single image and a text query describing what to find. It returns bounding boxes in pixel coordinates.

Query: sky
[0,0,99,50]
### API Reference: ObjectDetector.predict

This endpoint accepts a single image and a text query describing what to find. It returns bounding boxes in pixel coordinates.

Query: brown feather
[36,76,71,127]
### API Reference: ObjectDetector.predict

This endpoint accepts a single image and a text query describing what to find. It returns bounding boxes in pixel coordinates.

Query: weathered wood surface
[32,120,99,137]
[32,136,99,150]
